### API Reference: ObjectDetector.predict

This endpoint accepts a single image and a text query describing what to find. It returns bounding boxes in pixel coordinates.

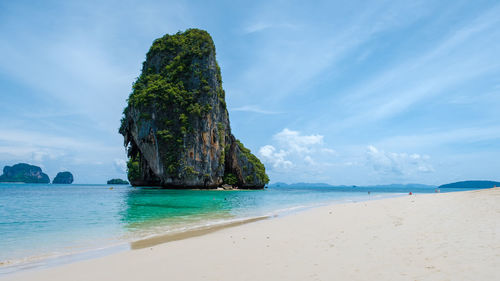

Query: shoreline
[131,215,270,249]
[0,216,272,276]
[2,188,498,280]
[0,191,401,275]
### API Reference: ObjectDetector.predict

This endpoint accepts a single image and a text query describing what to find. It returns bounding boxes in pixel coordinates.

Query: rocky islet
[119,29,268,188]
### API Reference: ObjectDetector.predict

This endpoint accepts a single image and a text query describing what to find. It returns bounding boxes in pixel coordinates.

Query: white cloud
[259,128,335,174]
[0,128,122,175]
[231,105,281,115]
[304,155,316,165]
[258,145,292,168]
[244,22,273,33]
[365,145,434,176]
[273,128,324,154]
[243,22,298,34]
[113,158,127,173]
[0,129,117,155]
[321,148,336,154]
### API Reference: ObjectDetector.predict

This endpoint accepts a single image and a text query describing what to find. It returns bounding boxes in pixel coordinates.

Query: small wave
[130,215,269,249]
[0,242,129,275]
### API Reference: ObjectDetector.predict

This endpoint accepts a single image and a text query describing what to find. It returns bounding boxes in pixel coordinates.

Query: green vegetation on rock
[107,178,129,185]
[52,171,74,184]
[126,159,141,183]
[120,29,224,177]
[235,140,270,185]
[0,163,50,183]
[119,29,269,188]
[223,173,238,185]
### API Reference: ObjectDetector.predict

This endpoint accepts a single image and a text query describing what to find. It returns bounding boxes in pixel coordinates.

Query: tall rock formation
[119,29,269,188]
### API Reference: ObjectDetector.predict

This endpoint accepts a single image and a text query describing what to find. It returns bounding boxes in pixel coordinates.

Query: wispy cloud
[366,145,434,176]
[228,1,430,106]
[0,0,188,182]
[231,105,281,114]
[0,0,193,133]
[374,126,500,150]
[1,1,499,185]
[0,129,114,152]
[0,33,134,132]
[243,22,298,34]
[113,158,127,173]
[322,4,500,130]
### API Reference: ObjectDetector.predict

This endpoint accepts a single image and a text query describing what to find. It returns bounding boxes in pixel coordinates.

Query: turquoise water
[0,183,477,272]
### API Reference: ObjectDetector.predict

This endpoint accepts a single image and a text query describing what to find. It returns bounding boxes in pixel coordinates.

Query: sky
[0,0,499,185]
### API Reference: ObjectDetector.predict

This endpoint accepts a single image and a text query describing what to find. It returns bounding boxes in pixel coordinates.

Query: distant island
[438,180,500,189]
[53,171,74,184]
[0,163,50,183]
[107,178,129,185]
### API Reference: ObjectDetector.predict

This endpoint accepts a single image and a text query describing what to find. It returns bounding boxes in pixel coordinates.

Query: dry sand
[3,188,499,281]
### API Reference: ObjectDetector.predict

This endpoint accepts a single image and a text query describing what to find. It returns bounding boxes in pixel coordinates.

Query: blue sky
[1,0,499,185]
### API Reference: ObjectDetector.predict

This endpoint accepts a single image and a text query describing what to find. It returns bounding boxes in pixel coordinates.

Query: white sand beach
[3,188,499,281]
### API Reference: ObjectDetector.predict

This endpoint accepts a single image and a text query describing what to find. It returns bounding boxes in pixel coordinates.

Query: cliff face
[0,163,50,183]
[120,29,268,188]
[53,171,74,184]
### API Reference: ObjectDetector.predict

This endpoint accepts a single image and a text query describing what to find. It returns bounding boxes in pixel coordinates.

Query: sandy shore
[3,188,499,281]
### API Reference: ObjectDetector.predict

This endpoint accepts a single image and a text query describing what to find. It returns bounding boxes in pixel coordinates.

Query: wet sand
[131,216,269,249]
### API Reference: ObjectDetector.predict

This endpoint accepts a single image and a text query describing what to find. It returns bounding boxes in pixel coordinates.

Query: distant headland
[438,180,500,189]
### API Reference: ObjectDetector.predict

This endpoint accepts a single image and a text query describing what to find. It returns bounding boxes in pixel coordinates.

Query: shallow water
[0,183,476,272]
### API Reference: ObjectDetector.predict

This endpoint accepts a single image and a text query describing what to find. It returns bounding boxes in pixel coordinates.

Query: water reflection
[120,188,266,238]
[118,184,452,240]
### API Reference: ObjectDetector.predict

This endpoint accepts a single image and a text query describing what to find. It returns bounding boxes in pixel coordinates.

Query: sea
[0,183,478,274]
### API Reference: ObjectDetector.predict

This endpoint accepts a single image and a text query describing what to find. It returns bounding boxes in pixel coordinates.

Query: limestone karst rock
[0,163,50,183]
[52,171,74,184]
[107,178,129,185]
[119,29,269,188]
